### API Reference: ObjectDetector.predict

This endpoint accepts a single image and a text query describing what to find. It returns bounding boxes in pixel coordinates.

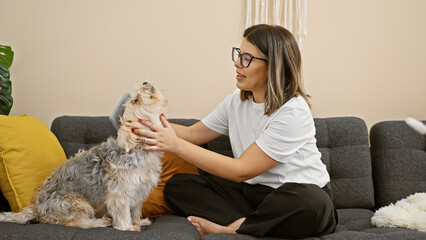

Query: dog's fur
[0,82,167,231]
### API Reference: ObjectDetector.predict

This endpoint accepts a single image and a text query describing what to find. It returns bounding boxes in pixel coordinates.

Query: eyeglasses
[232,47,267,68]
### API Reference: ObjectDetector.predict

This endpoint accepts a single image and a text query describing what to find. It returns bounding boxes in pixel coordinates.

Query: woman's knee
[166,173,197,185]
[274,183,336,236]
[164,173,200,198]
[277,183,332,213]
[237,183,336,238]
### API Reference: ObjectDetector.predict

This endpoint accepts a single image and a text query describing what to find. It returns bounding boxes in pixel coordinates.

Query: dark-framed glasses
[232,47,267,68]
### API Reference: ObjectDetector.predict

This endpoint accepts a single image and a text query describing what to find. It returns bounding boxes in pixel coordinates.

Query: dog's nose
[142,82,155,93]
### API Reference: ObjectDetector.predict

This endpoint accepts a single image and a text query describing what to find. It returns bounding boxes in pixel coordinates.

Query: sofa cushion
[206,135,234,158]
[0,115,66,212]
[50,116,117,158]
[334,208,375,232]
[0,215,200,240]
[203,209,425,240]
[314,117,375,209]
[142,152,199,218]
[370,120,426,208]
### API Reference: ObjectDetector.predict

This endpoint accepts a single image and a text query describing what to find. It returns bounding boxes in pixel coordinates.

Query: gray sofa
[0,116,425,239]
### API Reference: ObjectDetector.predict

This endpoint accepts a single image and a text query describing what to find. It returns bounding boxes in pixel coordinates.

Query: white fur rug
[371,192,426,232]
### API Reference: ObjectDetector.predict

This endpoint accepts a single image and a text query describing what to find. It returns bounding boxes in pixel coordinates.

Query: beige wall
[1,0,425,130]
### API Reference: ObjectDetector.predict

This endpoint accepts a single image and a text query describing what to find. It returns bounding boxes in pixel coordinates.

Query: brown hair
[241,24,310,115]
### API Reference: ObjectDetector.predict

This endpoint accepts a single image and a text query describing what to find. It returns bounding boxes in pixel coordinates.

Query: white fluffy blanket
[371,192,426,232]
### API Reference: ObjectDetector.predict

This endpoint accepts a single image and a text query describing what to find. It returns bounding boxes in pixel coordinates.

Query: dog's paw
[100,216,113,227]
[127,225,142,232]
[133,217,151,226]
[114,224,142,232]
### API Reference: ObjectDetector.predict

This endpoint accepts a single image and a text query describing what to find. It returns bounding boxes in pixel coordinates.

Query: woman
[133,24,338,239]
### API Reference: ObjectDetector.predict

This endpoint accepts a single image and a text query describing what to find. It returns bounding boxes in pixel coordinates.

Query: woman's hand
[132,115,180,152]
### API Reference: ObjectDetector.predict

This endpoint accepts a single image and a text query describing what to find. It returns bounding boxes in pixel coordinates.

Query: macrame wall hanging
[245,0,308,49]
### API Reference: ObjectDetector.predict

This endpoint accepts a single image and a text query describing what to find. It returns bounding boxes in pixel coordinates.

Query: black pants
[164,173,338,239]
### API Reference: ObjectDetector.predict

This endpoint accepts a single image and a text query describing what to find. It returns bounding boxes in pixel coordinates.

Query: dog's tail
[0,205,36,224]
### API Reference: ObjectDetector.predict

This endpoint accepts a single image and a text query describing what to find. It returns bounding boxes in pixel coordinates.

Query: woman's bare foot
[187,216,245,238]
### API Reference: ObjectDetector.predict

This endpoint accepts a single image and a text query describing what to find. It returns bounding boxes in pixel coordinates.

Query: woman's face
[234,38,268,102]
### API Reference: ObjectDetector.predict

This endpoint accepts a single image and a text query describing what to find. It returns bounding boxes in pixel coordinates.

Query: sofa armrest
[370,120,426,208]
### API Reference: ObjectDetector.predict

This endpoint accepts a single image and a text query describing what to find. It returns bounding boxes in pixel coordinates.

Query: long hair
[240,24,310,115]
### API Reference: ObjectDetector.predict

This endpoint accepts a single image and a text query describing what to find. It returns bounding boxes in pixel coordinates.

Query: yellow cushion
[0,115,66,212]
[142,152,199,218]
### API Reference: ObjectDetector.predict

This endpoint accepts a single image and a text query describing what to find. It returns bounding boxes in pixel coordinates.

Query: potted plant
[0,45,14,115]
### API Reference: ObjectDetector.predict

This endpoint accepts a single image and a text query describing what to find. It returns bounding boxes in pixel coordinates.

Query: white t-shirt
[202,90,330,189]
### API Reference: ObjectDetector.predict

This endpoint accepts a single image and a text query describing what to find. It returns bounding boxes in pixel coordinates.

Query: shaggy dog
[0,82,167,231]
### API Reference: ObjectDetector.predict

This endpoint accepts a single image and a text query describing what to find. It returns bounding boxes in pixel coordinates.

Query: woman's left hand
[132,115,180,152]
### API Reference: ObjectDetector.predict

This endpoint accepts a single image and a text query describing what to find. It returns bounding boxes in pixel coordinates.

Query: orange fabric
[142,152,199,218]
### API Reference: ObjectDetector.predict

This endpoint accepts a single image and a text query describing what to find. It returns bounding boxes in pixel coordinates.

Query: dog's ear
[117,128,130,153]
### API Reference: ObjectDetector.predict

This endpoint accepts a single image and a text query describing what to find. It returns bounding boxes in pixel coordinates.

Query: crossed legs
[164,173,337,239]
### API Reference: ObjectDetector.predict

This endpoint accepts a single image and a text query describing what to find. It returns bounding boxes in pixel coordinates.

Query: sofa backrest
[370,120,426,209]
[51,116,117,158]
[200,117,375,209]
[50,116,200,158]
[314,117,375,209]
[50,116,375,210]
[178,117,375,209]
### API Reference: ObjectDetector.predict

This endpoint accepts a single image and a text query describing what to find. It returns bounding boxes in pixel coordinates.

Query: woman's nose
[234,57,242,68]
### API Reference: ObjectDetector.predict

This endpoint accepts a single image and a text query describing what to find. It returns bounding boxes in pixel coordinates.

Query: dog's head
[117,82,168,152]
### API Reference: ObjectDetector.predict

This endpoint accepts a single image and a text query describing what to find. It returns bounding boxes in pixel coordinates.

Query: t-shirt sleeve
[255,107,315,163]
[201,93,233,136]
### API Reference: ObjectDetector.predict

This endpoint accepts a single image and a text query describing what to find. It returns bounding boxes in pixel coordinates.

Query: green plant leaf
[0,45,14,69]
[0,63,13,115]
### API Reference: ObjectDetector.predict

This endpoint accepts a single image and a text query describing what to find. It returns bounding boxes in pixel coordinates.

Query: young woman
[133,24,338,239]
